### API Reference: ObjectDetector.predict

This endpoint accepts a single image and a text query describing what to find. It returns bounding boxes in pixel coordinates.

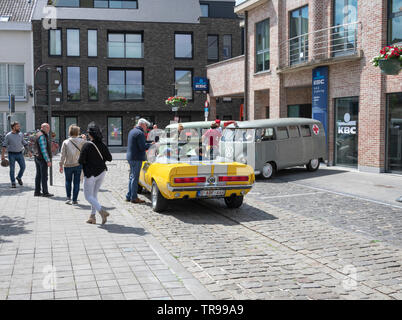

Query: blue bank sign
[193,77,209,92]
[312,66,328,138]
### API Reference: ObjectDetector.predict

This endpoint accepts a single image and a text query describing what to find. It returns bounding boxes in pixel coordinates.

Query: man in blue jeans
[126,118,152,204]
[1,121,31,188]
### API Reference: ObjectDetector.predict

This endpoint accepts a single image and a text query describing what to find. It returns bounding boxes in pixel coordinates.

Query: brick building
[207,0,402,173]
[32,0,242,147]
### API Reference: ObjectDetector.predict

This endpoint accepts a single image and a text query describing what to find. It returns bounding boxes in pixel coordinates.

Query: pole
[47,68,53,186]
[7,94,12,132]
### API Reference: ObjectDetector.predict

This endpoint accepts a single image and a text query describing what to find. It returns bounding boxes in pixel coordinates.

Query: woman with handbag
[78,123,112,225]
[59,125,86,205]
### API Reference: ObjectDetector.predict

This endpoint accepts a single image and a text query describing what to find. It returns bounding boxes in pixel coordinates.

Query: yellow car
[138,158,255,212]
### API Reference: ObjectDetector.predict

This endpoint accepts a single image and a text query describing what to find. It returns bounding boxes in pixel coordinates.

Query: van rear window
[276,127,289,140]
[301,125,311,137]
[289,126,300,138]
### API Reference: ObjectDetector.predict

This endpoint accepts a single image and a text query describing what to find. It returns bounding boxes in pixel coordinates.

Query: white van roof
[226,118,322,129]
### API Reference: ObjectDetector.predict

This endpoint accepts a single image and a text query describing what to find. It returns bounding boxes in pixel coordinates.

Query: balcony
[0,84,26,101]
[279,22,362,72]
[108,84,144,100]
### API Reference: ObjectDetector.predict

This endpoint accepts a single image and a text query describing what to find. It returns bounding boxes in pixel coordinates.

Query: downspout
[244,10,248,121]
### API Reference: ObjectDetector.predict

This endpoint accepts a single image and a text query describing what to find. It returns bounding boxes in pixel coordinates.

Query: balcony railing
[108,84,144,100]
[279,22,361,69]
[0,84,26,100]
[108,42,144,59]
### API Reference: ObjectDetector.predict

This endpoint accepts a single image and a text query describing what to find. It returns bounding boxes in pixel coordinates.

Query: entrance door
[335,97,359,167]
[387,93,402,173]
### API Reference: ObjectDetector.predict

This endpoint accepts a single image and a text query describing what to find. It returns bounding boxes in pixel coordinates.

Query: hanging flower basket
[165,96,188,111]
[371,45,402,75]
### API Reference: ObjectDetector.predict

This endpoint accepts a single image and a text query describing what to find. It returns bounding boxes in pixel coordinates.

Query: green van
[220,118,327,179]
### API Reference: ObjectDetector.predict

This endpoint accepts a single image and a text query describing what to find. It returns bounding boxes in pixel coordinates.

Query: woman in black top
[78,123,112,224]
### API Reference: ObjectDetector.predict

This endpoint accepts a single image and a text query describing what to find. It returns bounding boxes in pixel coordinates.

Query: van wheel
[306,159,320,172]
[224,196,244,209]
[261,162,275,179]
[151,181,168,212]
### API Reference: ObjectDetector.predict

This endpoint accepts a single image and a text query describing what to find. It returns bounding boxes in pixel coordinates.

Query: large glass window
[88,67,98,101]
[67,67,80,101]
[108,69,143,100]
[200,4,209,17]
[0,64,25,99]
[108,117,123,146]
[175,70,192,100]
[223,35,232,60]
[10,113,26,133]
[88,30,98,57]
[335,97,359,167]
[208,35,219,61]
[389,0,402,44]
[108,33,143,58]
[49,29,61,56]
[54,0,80,7]
[256,19,270,72]
[333,0,358,57]
[289,6,309,65]
[67,29,80,56]
[175,33,193,59]
[387,93,402,172]
[65,117,78,139]
[94,0,138,8]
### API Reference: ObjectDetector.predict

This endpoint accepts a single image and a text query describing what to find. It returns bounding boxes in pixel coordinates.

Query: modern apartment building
[207,0,402,173]
[0,0,37,133]
[32,0,242,147]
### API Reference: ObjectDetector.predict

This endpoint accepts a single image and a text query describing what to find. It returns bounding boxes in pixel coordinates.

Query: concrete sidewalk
[0,157,213,300]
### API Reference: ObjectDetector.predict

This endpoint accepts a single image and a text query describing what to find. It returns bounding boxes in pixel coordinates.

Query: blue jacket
[126,126,151,161]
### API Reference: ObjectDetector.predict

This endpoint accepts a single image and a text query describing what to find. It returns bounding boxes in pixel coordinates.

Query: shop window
[174,69,192,100]
[65,117,78,138]
[108,117,123,146]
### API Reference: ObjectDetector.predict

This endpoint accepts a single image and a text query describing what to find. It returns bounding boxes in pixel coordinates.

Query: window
[10,113,26,133]
[67,67,80,101]
[88,67,98,100]
[290,6,309,65]
[108,117,123,146]
[88,30,98,57]
[276,127,289,140]
[49,29,61,56]
[300,125,311,137]
[65,117,78,138]
[288,104,312,118]
[108,69,143,100]
[175,70,192,100]
[289,125,300,138]
[175,33,193,59]
[53,0,80,7]
[0,64,25,100]
[56,66,63,101]
[108,33,143,58]
[94,0,138,8]
[388,0,402,44]
[256,19,270,72]
[266,107,270,118]
[200,4,209,17]
[333,0,358,57]
[223,35,232,60]
[256,128,275,141]
[67,29,80,56]
[208,35,219,60]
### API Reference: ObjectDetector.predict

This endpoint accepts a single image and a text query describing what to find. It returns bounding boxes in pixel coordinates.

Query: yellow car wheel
[224,195,244,209]
[151,181,168,212]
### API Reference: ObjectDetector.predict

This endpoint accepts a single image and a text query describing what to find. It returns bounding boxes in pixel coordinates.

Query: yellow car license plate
[197,190,225,197]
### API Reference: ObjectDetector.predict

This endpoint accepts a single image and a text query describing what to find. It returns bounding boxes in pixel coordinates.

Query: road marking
[250,191,325,199]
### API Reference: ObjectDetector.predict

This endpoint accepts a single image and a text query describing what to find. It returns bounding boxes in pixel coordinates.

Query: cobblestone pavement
[1,156,402,300]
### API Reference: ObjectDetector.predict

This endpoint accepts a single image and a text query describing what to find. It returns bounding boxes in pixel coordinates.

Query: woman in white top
[59,125,86,205]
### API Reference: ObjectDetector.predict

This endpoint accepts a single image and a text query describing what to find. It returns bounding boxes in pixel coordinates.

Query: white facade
[0,22,35,133]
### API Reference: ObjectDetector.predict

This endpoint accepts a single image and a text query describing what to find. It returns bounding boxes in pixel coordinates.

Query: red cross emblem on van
[312,124,320,135]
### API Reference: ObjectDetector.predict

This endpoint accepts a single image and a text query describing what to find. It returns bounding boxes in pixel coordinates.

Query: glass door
[289,6,309,65]
[335,97,359,167]
[387,93,402,173]
[333,0,358,57]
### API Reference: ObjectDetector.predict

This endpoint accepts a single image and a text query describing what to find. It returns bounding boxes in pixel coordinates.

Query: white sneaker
[65,199,72,205]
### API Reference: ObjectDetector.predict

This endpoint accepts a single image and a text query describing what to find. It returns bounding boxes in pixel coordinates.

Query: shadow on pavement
[74,204,116,211]
[256,167,349,183]
[99,223,147,235]
[0,183,35,197]
[0,216,32,243]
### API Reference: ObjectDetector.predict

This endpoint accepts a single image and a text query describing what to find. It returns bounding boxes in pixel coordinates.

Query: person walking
[78,123,112,225]
[1,121,31,188]
[33,123,53,197]
[59,124,86,205]
[126,118,152,204]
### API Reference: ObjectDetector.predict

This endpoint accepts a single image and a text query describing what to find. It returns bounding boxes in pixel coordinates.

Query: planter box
[378,59,401,75]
